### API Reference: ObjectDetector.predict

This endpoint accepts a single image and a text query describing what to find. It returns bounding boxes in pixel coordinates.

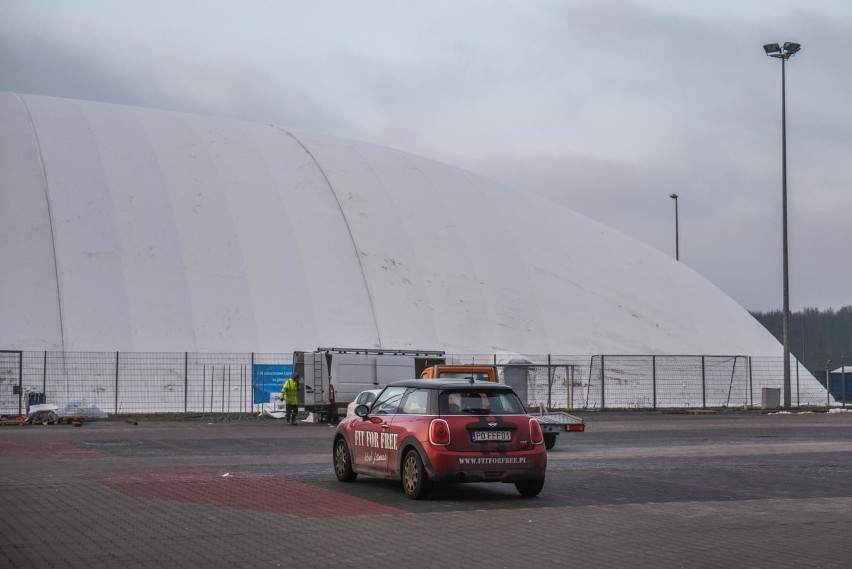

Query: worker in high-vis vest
[280,374,301,425]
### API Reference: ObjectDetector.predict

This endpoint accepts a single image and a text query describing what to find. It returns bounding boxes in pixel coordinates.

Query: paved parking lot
[2,410,851,568]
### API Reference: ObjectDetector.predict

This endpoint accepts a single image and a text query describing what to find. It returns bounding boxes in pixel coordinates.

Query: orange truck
[420,364,497,382]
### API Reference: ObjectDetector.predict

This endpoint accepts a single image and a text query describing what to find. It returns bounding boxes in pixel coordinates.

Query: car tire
[544,433,557,450]
[515,477,545,497]
[401,450,432,500]
[334,438,357,482]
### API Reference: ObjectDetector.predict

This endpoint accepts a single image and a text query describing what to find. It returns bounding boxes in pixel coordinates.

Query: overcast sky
[2,0,851,312]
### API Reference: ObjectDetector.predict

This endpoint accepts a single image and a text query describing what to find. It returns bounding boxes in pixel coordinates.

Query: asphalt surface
[2,410,851,568]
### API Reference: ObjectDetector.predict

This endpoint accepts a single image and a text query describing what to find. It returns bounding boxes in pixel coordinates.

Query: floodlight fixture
[763,42,800,60]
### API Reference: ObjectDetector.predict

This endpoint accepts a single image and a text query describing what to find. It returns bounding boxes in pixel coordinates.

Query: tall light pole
[763,41,801,409]
[669,193,679,261]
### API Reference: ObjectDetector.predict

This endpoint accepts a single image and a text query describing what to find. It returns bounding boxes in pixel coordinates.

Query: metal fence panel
[0,350,832,416]
[0,350,23,415]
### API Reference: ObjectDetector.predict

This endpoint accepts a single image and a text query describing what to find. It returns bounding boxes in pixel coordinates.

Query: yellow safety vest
[281,379,299,405]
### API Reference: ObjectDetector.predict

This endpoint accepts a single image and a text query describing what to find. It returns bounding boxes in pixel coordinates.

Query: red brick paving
[0,440,105,459]
[90,466,407,518]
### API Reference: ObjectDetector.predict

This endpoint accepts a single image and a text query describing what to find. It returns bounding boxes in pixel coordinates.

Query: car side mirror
[355,404,370,418]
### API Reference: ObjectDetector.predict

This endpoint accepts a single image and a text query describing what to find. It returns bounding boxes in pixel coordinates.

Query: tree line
[750,305,852,377]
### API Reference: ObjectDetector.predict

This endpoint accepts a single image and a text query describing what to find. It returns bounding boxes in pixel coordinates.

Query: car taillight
[429,419,450,446]
[329,385,335,403]
[529,418,544,445]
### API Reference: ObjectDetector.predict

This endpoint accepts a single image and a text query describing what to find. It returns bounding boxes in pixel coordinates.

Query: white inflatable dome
[1,93,785,357]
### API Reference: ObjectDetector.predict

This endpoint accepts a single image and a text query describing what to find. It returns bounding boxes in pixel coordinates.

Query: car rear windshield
[439,389,525,415]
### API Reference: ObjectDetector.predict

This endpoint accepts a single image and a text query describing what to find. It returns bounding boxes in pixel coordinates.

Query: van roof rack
[316,347,446,356]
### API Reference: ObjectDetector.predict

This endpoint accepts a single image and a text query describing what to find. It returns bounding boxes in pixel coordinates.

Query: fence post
[251,352,256,418]
[202,364,206,418]
[826,362,832,408]
[184,352,189,414]
[42,351,47,395]
[749,357,754,409]
[216,364,223,420]
[568,364,573,410]
[547,354,552,408]
[227,365,232,420]
[701,356,706,409]
[652,355,657,409]
[796,357,801,407]
[114,351,119,415]
[17,353,24,416]
[600,355,605,410]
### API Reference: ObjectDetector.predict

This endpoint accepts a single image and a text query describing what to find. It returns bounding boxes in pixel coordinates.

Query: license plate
[472,430,512,442]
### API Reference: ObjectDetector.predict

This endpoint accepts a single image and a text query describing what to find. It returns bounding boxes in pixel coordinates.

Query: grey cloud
[0,31,155,106]
[0,28,359,139]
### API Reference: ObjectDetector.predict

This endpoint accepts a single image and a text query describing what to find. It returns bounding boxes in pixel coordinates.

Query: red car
[333,379,547,499]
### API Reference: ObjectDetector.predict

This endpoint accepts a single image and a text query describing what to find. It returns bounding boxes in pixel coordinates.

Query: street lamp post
[669,193,679,261]
[763,41,801,410]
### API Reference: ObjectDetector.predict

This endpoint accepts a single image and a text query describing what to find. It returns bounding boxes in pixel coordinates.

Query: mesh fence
[1,351,291,418]
[824,366,852,404]
[0,350,839,417]
[506,355,829,410]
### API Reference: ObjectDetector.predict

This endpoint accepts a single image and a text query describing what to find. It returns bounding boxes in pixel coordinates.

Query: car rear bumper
[426,447,547,483]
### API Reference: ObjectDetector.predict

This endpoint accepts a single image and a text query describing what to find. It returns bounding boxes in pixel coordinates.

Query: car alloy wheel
[334,438,357,482]
[401,450,431,500]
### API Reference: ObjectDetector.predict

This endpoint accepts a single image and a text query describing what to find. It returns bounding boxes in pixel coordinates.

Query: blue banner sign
[252,364,292,404]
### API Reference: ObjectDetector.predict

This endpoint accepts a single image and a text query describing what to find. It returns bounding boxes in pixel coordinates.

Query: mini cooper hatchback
[333,379,547,499]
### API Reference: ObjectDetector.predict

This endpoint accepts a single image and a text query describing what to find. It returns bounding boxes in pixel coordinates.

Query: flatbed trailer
[535,406,585,449]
